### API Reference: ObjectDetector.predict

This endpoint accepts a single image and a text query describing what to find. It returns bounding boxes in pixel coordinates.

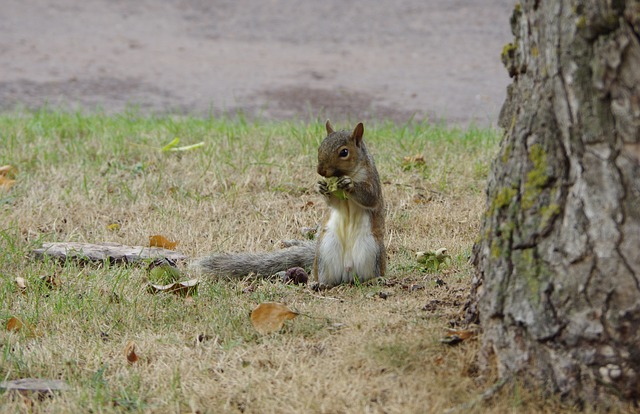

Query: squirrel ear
[325,120,334,135]
[352,122,364,146]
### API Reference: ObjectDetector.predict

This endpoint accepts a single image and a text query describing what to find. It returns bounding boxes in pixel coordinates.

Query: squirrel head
[317,120,366,178]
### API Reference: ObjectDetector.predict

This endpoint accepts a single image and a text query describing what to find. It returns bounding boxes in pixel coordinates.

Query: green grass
[0,109,606,413]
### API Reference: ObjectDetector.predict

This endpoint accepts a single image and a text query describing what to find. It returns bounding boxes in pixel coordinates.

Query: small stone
[600,345,615,357]
[607,364,622,380]
[599,366,611,384]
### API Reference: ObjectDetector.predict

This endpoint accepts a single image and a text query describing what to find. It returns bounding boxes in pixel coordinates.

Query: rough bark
[470,0,640,403]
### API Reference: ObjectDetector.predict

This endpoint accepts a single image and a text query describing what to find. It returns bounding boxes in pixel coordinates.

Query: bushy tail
[192,241,315,278]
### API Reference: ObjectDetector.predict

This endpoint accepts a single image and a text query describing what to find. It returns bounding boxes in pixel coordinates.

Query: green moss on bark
[522,144,550,209]
[512,247,551,303]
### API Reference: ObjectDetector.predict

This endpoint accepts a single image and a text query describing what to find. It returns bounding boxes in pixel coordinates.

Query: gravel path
[0,0,514,126]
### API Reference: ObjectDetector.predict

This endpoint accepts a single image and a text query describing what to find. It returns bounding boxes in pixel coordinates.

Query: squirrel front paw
[317,180,331,196]
[336,176,354,191]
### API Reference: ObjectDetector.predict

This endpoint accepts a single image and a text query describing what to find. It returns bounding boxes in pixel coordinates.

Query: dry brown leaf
[0,165,17,177]
[6,317,39,338]
[402,154,426,168]
[124,341,139,364]
[300,201,314,210]
[0,175,16,191]
[149,235,178,250]
[446,328,475,340]
[39,274,61,289]
[7,317,23,332]
[404,154,425,163]
[250,302,299,334]
[440,328,476,345]
[412,193,432,204]
[147,279,199,296]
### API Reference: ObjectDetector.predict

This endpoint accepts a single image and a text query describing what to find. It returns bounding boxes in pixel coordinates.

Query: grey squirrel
[194,121,386,287]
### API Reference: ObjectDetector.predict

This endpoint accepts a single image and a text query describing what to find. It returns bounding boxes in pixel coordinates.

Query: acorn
[284,267,309,285]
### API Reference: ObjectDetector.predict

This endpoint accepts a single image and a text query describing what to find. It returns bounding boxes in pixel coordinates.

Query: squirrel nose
[317,165,326,177]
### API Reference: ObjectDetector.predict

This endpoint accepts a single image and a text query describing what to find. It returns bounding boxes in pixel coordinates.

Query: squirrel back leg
[314,229,346,286]
[314,226,381,286]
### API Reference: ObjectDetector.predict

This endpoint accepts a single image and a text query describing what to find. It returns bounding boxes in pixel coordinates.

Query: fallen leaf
[161,137,205,152]
[170,142,205,151]
[403,154,425,164]
[149,235,178,250]
[7,317,23,332]
[147,279,199,296]
[0,165,17,178]
[416,247,451,271]
[300,201,314,210]
[440,328,476,345]
[412,193,432,204]
[39,274,61,289]
[402,154,426,171]
[147,258,182,285]
[161,137,180,152]
[250,302,298,334]
[124,341,139,364]
[435,247,449,258]
[15,277,27,293]
[0,175,15,191]
[6,317,39,338]
[106,223,121,232]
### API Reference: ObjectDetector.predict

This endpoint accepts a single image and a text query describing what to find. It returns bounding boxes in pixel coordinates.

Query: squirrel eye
[339,148,349,158]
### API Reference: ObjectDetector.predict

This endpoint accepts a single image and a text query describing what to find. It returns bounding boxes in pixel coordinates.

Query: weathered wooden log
[33,242,187,265]
[0,378,69,394]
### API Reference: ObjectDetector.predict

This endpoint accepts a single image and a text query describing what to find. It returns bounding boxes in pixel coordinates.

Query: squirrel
[193,121,386,287]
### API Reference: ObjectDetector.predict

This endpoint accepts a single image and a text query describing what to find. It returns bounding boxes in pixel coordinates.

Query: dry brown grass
[0,112,627,413]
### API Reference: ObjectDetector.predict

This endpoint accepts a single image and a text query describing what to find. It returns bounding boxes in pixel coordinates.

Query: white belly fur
[317,200,378,285]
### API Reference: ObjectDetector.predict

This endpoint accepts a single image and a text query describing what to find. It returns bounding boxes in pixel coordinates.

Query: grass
[0,109,611,413]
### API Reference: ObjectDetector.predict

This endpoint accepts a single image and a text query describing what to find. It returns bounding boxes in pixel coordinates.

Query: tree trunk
[470,0,640,403]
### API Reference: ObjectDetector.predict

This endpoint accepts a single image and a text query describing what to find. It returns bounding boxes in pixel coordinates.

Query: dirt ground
[0,0,514,127]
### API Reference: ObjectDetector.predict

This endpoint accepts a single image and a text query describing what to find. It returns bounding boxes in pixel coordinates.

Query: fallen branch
[33,242,187,265]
